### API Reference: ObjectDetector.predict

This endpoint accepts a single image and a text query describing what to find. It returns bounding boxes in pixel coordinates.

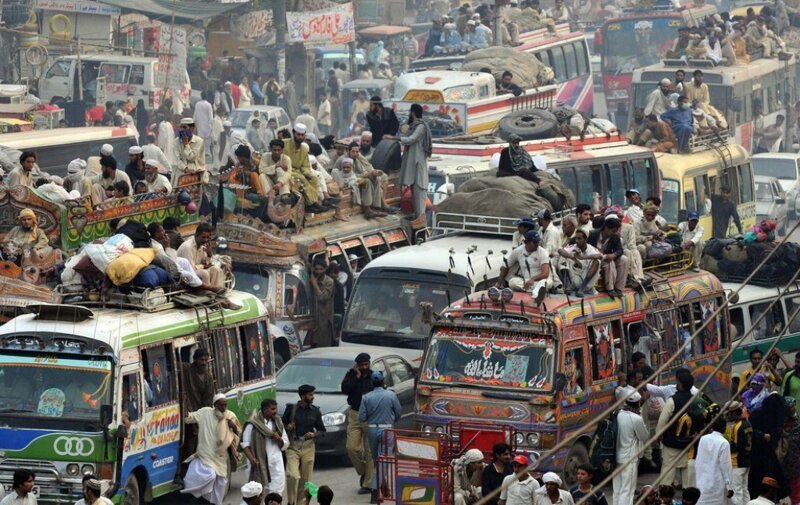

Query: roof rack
[432,208,575,236]
[688,129,730,152]
[53,285,231,313]
[718,270,799,288]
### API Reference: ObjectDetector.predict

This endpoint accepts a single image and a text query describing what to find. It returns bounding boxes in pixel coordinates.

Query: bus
[409,24,593,114]
[656,143,756,239]
[414,270,732,484]
[0,290,275,504]
[596,3,717,126]
[631,56,797,152]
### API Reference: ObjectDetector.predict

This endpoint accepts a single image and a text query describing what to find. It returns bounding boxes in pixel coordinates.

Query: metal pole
[77,36,83,101]
[161,3,176,104]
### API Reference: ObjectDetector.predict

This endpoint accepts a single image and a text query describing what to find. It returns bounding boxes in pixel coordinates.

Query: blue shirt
[358,387,402,425]
[660,107,693,130]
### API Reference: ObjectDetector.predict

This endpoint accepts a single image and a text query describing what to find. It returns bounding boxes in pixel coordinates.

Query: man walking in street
[498,455,540,505]
[695,405,734,505]
[182,393,241,505]
[0,469,36,505]
[242,398,289,497]
[341,353,375,495]
[359,371,402,504]
[613,386,649,505]
[283,385,326,505]
[656,371,696,489]
[725,401,752,505]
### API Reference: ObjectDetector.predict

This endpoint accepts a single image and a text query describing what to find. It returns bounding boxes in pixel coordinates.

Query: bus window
[729,307,745,340]
[661,178,681,223]
[784,296,800,333]
[738,165,754,203]
[240,323,270,381]
[557,168,577,201]
[589,321,617,381]
[684,190,696,211]
[122,373,142,422]
[692,299,721,355]
[534,50,552,70]
[605,163,626,208]
[550,47,567,82]
[574,42,588,77]
[563,43,578,79]
[564,347,586,394]
[576,165,602,207]
[140,344,175,407]
[283,273,310,317]
[629,158,655,199]
[694,175,710,215]
[749,302,785,340]
[209,328,243,388]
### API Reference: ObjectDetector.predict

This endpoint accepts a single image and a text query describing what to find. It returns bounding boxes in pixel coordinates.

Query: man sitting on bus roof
[512,216,536,248]
[2,208,51,265]
[497,134,541,182]
[557,228,600,297]
[679,211,704,271]
[626,107,651,146]
[660,96,694,153]
[644,78,672,118]
[643,114,677,153]
[495,230,550,306]
[588,215,628,298]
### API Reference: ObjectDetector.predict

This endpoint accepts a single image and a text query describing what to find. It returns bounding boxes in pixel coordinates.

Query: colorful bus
[415,271,732,484]
[656,143,756,239]
[597,3,717,125]
[631,56,797,152]
[0,291,274,504]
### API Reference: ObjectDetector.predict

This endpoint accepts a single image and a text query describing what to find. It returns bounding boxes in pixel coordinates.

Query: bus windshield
[661,178,681,223]
[602,18,678,73]
[420,334,555,390]
[343,276,469,348]
[233,267,271,301]
[0,353,112,427]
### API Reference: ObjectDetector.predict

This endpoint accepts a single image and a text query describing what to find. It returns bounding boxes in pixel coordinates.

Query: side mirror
[678,208,688,223]
[776,197,786,204]
[100,404,113,426]
[115,424,128,439]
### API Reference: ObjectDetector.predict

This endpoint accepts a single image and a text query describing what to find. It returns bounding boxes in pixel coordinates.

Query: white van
[39,55,191,110]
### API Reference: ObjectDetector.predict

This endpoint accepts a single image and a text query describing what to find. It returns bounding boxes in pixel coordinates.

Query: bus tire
[498,109,558,141]
[370,139,402,172]
[562,442,589,486]
[123,473,142,505]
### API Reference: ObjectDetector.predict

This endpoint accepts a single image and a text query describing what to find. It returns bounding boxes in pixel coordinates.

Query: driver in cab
[364,292,402,332]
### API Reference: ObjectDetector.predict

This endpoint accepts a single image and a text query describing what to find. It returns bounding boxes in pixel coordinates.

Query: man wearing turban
[2,208,49,264]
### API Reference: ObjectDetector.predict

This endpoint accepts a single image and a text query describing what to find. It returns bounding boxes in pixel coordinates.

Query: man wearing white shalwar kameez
[696,413,734,505]
[182,393,241,505]
[613,386,649,505]
[157,118,177,168]
[241,398,290,496]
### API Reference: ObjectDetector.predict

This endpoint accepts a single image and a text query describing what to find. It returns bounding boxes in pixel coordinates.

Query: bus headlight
[434,426,445,434]
[81,464,95,475]
[422,425,433,433]
[514,432,525,445]
[526,433,540,447]
[322,412,346,427]
[66,464,80,477]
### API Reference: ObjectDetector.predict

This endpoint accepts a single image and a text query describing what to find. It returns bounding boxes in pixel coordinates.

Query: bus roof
[656,143,749,181]
[0,127,135,149]
[633,56,796,86]
[603,2,716,22]
[394,71,495,94]
[722,281,796,303]
[0,291,265,354]
[441,270,723,327]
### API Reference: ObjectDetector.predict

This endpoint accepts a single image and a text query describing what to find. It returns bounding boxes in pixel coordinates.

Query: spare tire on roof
[370,139,402,172]
[498,109,559,141]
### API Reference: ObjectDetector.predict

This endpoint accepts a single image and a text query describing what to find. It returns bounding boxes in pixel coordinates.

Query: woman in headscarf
[452,448,484,505]
[778,396,800,504]
[741,373,769,412]
[748,390,786,498]
[134,99,149,139]
[497,134,541,183]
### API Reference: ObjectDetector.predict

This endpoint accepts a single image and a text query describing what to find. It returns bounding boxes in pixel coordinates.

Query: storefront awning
[97,0,241,22]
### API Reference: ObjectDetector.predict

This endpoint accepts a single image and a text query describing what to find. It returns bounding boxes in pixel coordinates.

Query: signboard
[230,10,274,40]
[286,2,355,46]
[154,25,187,92]
[34,0,121,15]
[384,100,468,138]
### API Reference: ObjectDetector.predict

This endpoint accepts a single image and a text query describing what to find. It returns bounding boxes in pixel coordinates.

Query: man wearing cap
[496,229,550,305]
[242,399,288,496]
[359,371,402,504]
[498,135,541,182]
[284,123,324,213]
[175,118,208,185]
[588,216,628,298]
[463,19,488,50]
[725,401,752,505]
[74,474,112,505]
[613,386,649,505]
[359,131,375,161]
[182,393,241,505]
[341,353,376,494]
[240,481,264,505]
[283,385,325,505]
[695,407,734,505]
[296,105,319,138]
[435,22,463,53]
[125,145,145,185]
[1,208,48,263]
[331,156,362,209]
[142,132,172,175]
[512,216,536,248]
[644,78,672,117]
[366,97,400,147]
[143,159,172,194]
[746,477,780,504]
[557,229,601,296]
[498,455,539,505]
[679,211,704,270]
[534,472,574,505]
[452,449,485,505]
[624,189,644,223]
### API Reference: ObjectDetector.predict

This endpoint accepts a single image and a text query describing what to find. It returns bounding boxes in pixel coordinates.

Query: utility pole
[273,0,287,82]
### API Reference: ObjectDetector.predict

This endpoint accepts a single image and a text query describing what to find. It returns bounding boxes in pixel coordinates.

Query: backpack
[589,410,619,483]
[673,397,707,445]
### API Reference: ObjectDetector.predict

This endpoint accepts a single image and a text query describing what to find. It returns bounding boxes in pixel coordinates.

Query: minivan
[752,152,800,219]
[39,55,192,110]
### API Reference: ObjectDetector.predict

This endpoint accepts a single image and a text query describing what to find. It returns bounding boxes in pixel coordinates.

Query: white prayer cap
[542,472,562,485]
[143,158,161,169]
[129,146,143,155]
[341,157,354,165]
[224,80,232,86]
[309,154,317,165]
[222,120,232,127]
[489,152,501,170]
[180,117,195,125]
[241,481,263,499]
[659,78,671,86]
[361,130,373,139]
[444,23,456,30]
[100,144,114,156]
[616,385,641,403]
[467,19,476,25]
[463,449,484,464]
[348,254,358,261]
[67,158,87,174]
[472,13,481,19]
[294,122,307,134]
[212,393,227,404]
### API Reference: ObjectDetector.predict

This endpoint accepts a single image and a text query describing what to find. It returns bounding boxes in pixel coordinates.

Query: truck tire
[562,442,589,486]
[370,139,402,172]
[498,109,558,141]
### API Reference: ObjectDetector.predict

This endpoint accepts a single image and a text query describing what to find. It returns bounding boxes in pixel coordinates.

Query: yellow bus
[657,143,756,239]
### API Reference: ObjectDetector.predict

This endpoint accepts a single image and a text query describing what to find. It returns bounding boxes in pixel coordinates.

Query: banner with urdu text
[286,2,355,46]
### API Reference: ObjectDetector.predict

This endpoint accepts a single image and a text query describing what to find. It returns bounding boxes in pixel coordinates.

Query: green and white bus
[0,290,275,504]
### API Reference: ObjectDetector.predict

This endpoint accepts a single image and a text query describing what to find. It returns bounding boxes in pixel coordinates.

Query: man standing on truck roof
[709,187,743,239]
[366,97,400,147]
[341,353,375,496]
[496,229,550,306]
[397,103,432,219]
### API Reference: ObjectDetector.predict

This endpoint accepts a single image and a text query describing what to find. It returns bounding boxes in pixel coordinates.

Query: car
[754,174,788,234]
[275,347,416,458]
[230,105,291,139]
[752,153,800,219]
